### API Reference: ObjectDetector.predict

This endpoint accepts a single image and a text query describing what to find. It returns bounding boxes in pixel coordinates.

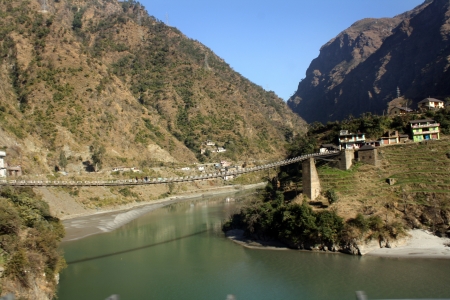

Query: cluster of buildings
[336,118,441,151]
[337,97,446,151]
[0,151,22,178]
[111,166,141,173]
[390,97,445,116]
[200,140,226,154]
[323,118,442,169]
[178,160,240,181]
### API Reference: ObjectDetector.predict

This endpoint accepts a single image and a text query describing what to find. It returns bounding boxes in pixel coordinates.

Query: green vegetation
[325,189,338,204]
[223,177,407,251]
[303,110,450,147]
[118,187,137,198]
[225,111,450,252]
[90,143,106,172]
[59,150,68,171]
[223,182,345,247]
[0,187,65,298]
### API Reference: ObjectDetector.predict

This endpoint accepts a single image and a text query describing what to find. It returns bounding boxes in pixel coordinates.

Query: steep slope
[288,0,450,124]
[0,0,305,175]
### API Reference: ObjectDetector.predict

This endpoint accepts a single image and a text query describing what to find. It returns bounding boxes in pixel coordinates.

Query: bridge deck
[0,151,339,187]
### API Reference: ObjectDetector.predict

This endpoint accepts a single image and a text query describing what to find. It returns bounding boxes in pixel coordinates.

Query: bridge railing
[0,151,339,187]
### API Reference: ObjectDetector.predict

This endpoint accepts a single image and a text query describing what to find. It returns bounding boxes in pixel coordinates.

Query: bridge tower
[302,158,321,201]
[337,149,354,170]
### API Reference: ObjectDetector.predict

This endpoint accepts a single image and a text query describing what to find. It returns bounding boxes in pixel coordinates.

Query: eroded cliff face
[288,0,450,124]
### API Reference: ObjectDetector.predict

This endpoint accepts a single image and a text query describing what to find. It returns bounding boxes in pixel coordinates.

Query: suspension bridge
[0,151,340,187]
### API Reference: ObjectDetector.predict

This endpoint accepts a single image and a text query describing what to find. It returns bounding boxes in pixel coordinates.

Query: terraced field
[380,139,450,193]
[315,138,450,222]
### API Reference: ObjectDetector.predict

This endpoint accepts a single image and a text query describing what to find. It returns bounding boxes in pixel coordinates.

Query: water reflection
[58,191,450,300]
[66,230,208,264]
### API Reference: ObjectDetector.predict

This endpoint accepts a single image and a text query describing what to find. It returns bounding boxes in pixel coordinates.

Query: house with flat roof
[338,130,365,150]
[418,98,444,111]
[409,119,440,142]
[379,130,400,146]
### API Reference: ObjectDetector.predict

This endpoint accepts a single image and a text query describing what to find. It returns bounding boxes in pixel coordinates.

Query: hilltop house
[409,119,440,142]
[338,130,366,150]
[418,98,444,111]
[390,106,413,115]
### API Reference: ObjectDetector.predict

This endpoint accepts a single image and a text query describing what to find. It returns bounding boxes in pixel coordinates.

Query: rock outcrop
[288,0,450,124]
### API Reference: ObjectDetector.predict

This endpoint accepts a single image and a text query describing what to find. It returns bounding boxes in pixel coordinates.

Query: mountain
[0,0,305,174]
[287,0,450,124]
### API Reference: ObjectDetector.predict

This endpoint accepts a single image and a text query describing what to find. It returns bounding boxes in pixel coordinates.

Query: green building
[409,119,440,142]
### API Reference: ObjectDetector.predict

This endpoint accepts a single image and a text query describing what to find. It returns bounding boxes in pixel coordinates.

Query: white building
[0,151,6,177]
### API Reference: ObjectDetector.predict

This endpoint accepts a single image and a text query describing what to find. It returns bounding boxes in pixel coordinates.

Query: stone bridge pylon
[302,158,321,201]
[301,150,353,201]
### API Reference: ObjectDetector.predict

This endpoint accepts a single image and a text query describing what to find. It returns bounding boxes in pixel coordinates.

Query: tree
[59,150,67,171]
[91,144,106,172]
[72,9,84,30]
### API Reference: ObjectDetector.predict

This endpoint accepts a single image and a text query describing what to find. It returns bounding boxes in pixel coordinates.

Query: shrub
[325,189,339,204]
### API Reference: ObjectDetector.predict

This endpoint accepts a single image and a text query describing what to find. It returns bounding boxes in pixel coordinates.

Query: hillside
[0,0,305,176]
[318,138,450,230]
[287,0,450,124]
[0,187,65,300]
[224,112,450,253]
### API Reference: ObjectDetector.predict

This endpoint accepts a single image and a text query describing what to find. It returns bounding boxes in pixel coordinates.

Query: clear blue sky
[139,0,424,101]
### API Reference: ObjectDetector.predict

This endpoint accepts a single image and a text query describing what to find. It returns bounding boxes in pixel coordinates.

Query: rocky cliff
[288,0,450,124]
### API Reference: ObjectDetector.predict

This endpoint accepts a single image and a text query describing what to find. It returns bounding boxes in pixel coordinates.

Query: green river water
[57,193,450,300]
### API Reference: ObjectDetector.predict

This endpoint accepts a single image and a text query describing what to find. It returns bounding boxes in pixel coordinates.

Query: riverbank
[62,182,265,241]
[365,229,450,259]
[225,228,450,259]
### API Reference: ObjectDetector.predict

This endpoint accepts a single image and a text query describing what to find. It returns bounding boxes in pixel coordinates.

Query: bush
[325,189,339,204]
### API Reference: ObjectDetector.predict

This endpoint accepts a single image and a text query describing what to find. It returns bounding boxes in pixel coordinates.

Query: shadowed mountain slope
[288,0,450,124]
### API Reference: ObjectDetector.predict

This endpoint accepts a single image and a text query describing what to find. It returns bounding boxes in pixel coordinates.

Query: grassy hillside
[0,0,305,176]
[319,138,450,232]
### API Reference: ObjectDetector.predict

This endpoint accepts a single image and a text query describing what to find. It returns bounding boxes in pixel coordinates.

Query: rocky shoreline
[225,229,450,259]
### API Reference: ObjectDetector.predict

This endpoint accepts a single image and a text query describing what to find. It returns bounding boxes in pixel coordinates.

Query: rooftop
[359,145,376,151]
[418,98,444,104]
[409,119,436,124]
[394,106,413,112]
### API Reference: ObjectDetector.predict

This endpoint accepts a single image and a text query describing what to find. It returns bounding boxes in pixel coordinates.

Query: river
[57,192,450,300]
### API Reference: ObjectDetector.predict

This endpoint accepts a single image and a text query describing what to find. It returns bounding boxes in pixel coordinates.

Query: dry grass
[317,138,450,223]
